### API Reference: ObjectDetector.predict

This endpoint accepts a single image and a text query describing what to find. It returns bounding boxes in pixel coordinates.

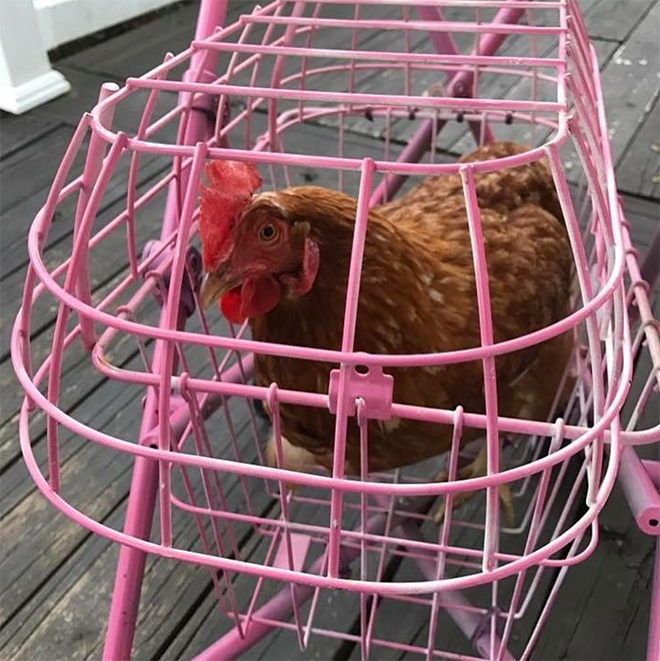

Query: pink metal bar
[126,52,174,279]
[102,453,159,660]
[643,461,660,490]
[195,39,564,68]
[103,280,183,660]
[293,0,561,6]
[16,327,631,495]
[328,157,375,578]
[125,77,565,113]
[267,1,306,159]
[158,2,230,244]
[461,165,501,572]
[546,142,608,505]
[106,3,229,656]
[618,447,660,536]
[156,143,208,547]
[239,14,563,35]
[73,82,119,349]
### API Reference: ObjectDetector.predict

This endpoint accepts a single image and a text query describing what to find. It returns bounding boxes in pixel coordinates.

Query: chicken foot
[433,442,514,526]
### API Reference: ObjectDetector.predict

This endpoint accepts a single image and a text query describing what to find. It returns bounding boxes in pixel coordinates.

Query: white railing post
[0,0,70,114]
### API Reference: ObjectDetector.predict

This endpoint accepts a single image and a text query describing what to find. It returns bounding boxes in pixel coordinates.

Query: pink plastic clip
[328,365,394,421]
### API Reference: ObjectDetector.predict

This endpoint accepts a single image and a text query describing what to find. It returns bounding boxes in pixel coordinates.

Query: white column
[0,0,70,115]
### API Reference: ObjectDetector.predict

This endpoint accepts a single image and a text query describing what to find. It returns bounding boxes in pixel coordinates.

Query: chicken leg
[433,442,515,526]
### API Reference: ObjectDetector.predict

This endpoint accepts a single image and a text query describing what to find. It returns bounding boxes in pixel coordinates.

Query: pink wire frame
[10,0,659,659]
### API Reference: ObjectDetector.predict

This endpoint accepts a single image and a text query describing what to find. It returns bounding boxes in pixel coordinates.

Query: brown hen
[199,142,574,499]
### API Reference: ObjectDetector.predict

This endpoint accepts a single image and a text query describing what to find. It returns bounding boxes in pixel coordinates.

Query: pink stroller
[11,1,660,659]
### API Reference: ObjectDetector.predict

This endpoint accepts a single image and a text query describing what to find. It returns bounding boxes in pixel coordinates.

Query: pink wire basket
[10,1,660,659]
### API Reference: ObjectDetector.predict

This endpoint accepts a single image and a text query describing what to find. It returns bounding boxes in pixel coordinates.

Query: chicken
[198,142,574,515]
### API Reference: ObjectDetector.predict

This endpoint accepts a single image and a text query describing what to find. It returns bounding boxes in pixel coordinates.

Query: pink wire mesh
[10,1,658,659]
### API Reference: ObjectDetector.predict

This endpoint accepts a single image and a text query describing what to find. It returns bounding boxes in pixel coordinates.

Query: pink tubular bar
[10,0,660,659]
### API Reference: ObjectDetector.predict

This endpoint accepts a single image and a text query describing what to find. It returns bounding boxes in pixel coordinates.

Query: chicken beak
[200,269,239,310]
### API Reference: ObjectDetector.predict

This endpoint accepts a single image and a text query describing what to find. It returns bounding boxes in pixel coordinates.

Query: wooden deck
[1,1,658,659]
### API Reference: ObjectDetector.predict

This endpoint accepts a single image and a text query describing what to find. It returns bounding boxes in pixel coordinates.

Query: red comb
[199,160,263,271]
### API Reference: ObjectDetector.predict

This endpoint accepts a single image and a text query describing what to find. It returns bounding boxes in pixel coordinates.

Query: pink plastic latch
[328,365,394,420]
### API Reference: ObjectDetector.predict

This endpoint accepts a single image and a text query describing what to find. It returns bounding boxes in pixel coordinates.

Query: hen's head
[199,160,320,324]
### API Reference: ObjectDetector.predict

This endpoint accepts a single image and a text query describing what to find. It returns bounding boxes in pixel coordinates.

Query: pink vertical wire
[554,1,568,138]
[267,1,306,153]
[569,116,611,295]
[302,554,329,649]
[159,3,230,247]
[473,4,482,114]
[393,515,516,661]
[519,530,587,661]
[366,488,399,651]
[356,397,370,660]
[545,143,606,506]
[174,369,245,624]
[591,30,626,299]
[169,400,238,622]
[496,420,567,660]
[46,132,126,493]
[156,141,208,547]
[327,156,375,579]
[425,406,464,661]
[243,3,285,150]
[301,6,323,125]
[460,164,501,573]
[19,114,90,396]
[172,464,233,620]
[266,383,306,650]
[339,1,359,194]
[243,531,282,634]
[127,53,174,279]
[402,5,413,110]
[214,20,256,145]
[566,1,598,107]
[73,82,119,349]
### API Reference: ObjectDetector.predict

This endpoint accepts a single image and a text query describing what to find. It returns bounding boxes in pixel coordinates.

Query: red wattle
[242,276,281,318]
[220,288,245,324]
[219,277,281,324]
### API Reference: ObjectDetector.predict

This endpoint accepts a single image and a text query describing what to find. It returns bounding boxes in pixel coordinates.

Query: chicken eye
[259,223,278,243]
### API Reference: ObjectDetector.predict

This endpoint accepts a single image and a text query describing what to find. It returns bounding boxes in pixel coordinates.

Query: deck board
[0,1,658,660]
[533,487,654,661]
[59,2,219,80]
[0,115,61,160]
[597,1,660,171]
[615,95,660,199]
[584,0,657,42]
[0,126,74,217]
